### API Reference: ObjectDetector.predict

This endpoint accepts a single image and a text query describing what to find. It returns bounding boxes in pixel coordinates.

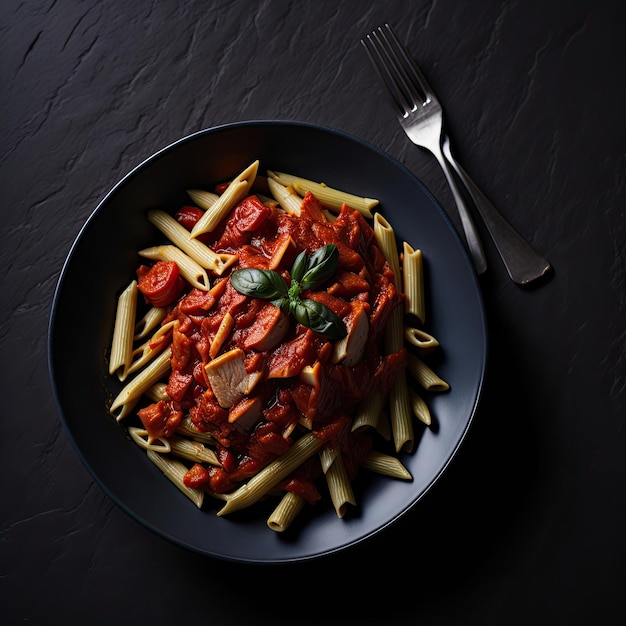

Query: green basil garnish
[293,299,347,340]
[299,243,339,290]
[230,244,347,339]
[230,267,289,300]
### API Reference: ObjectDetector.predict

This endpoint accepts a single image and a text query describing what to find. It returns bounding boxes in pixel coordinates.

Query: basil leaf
[294,298,347,339]
[300,244,339,290]
[290,249,308,283]
[230,268,288,300]
[271,297,290,313]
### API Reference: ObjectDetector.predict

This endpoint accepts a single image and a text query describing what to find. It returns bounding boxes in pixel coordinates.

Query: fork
[361,24,551,285]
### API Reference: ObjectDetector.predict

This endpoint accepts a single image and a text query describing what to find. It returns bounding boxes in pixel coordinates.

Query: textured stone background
[2,0,625,624]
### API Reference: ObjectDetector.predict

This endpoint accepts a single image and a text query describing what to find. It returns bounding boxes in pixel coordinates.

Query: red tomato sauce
[137,191,405,497]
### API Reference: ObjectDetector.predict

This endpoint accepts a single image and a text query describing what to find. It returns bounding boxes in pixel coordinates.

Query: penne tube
[112,396,140,421]
[139,244,211,291]
[404,326,440,350]
[323,448,356,518]
[267,491,306,532]
[361,450,412,480]
[134,306,167,340]
[128,426,171,453]
[216,433,325,516]
[351,392,384,432]
[402,242,425,324]
[169,435,220,466]
[145,381,169,403]
[186,188,219,209]
[146,449,204,508]
[147,210,238,275]
[200,485,231,502]
[267,177,302,215]
[175,415,215,445]
[190,161,259,237]
[109,280,138,379]
[267,170,378,218]
[406,352,450,392]
[375,410,392,441]
[318,445,339,473]
[109,348,171,419]
[126,320,175,377]
[389,371,414,453]
[409,388,432,426]
[373,213,401,288]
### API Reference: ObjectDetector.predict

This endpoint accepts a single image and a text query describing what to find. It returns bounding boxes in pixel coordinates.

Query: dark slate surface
[2,0,625,624]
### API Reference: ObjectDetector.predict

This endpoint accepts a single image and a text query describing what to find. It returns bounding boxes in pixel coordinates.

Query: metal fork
[361,24,551,285]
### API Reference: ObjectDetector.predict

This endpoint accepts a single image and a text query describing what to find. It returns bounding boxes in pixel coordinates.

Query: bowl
[48,120,487,563]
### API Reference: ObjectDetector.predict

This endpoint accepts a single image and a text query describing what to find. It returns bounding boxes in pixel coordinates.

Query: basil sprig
[230,244,347,340]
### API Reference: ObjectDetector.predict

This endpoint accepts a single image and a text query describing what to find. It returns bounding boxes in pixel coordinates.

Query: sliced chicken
[228,396,263,432]
[332,302,369,367]
[243,304,289,351]
[204,348,248,408]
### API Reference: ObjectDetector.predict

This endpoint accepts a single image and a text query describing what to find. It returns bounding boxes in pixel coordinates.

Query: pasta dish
[106,161,449,531]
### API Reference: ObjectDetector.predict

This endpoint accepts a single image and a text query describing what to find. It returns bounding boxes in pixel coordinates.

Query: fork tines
[361,24,431,118]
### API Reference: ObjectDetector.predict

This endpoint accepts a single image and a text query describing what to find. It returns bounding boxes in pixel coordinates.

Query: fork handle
[442,139,551,285]
[431,146,488,274]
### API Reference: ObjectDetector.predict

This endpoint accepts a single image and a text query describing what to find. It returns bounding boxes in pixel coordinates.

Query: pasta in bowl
[48,121,487,562]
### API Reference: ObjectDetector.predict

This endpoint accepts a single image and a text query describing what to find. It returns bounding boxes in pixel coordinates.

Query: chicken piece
[204,348,248,408]
[332,302,369,367]
[228,396,263,432]
[243,304,289,351]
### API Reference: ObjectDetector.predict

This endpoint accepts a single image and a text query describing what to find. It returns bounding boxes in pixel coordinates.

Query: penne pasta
[351,391,384,432]
[267,491,306,532]
[126,320,175,377]
[139,244,211,290]
[404,326,440,350]
[375,410,392,441]
[409,388,432,426]
[145,381,169,403]
[402,242,425,324]
[109,280,138,380]
[134,306,167,340]
[112,396,140,421]
[267,170,378,218]
[373,213,402,286]
[266,176,302,215]
[146,449,204,508]
[322,447,356,518]
[109,348,171,420]
[361,450,412,480]
[190,160,259,237]
[175,415,215,444]
[216,433,325,516]
[169,435,220,466]
[128,426,171,452]
[389,368,415,453]
[147,209,238,275]
[406,352,450,392]
[186,188,219,209]
[318,445,339,473]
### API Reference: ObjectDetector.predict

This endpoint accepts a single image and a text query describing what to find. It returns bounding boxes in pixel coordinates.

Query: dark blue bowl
[48,120,487,563]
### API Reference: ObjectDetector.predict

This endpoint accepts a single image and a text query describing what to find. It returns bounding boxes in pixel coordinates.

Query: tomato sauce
[137,192,405,496]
